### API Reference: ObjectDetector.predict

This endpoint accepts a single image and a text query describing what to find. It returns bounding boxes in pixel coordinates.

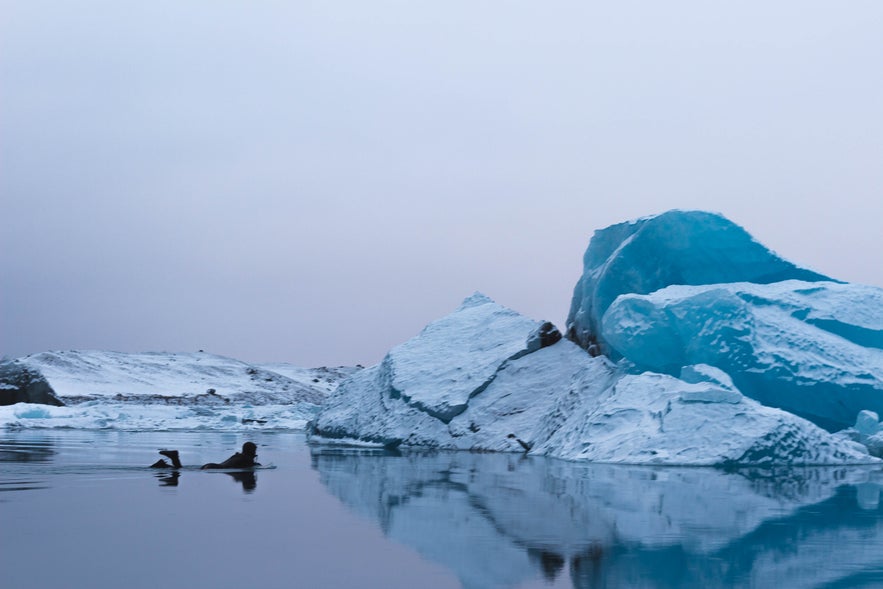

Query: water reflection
[0,437,56,463]
[225,470,256,492]
[153,470,256,491]
[311,447,883,589]
[0,437,55,495]
[155,471,180,487]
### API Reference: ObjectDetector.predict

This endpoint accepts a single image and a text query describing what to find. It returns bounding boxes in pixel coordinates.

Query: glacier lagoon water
[3,432,883,589]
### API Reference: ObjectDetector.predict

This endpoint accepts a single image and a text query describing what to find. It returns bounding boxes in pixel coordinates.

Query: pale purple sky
[2,1,881,367]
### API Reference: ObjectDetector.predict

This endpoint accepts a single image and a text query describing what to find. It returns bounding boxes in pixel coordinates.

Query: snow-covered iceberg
[0,351,358,431]
[311,293,872,465]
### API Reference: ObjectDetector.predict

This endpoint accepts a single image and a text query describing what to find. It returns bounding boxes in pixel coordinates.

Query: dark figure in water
[150,442,260,469]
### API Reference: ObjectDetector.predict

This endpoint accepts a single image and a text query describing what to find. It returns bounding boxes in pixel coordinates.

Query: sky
[1,1,881,367]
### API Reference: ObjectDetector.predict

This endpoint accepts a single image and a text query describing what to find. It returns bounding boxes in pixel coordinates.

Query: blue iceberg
[563,210,883,432]
[312,210,883,464]
[566,210,831,355]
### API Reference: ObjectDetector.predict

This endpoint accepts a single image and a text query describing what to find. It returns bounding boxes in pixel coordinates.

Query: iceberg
[312,210,883,465]
[311,294,872,465]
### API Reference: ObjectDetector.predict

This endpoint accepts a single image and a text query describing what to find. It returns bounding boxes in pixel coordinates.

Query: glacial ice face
[566,210,830,354]
[312,293,873,465]
[602,280,883,431]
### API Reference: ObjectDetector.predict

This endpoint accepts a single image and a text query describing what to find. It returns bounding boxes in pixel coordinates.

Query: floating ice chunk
[14,405,53,419]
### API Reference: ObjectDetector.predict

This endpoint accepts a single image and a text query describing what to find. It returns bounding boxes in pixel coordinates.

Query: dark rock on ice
[0,361,64,407]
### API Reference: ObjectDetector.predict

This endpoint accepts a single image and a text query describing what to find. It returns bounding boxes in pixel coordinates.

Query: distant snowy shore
[0,350,359,431]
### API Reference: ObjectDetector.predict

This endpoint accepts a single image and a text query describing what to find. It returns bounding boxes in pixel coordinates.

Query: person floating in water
[150,442,260,469]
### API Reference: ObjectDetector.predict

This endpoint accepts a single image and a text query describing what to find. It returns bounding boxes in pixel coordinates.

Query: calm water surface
[3,430,883,589]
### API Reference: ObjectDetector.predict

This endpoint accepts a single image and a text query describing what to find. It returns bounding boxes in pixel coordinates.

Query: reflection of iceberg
[312,447,883,588]
[0,435,56,493]
[0,436,55,463]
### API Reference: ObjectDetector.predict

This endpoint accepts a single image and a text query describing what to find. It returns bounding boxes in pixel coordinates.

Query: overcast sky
[1,1,881,367]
